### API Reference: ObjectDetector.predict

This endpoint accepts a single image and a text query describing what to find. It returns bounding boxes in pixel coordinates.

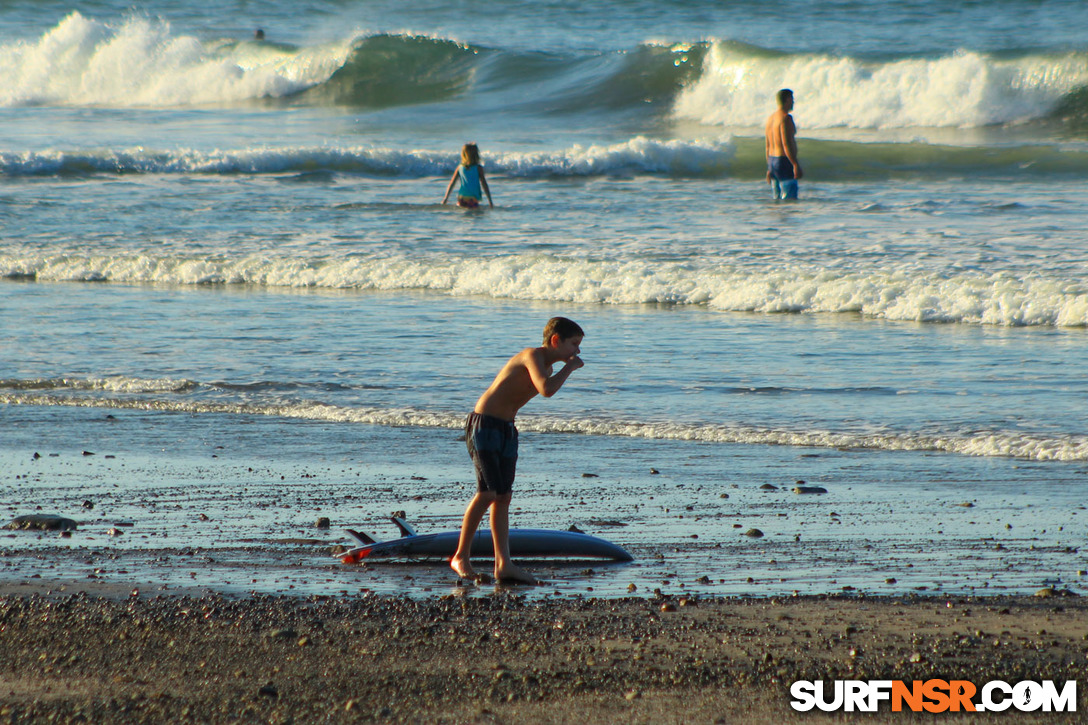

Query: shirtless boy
[765,88,803,200]
[450,317,585,585]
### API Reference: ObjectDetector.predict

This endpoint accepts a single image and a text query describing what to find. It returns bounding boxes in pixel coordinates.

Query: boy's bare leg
[450,492,495,582]
[489,493,538,585]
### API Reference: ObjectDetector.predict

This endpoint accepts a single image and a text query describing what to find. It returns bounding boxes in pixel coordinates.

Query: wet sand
[1,587,1086,724]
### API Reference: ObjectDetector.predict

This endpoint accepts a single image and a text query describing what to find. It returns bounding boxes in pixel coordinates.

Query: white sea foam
[0,376,196,394]
[3,388,1086,462]
[4,252,1087,327]
[675,42,1088,129]
[0,11,350,107]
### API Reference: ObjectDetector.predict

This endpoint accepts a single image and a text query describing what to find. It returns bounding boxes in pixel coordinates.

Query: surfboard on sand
[336,516,633,564]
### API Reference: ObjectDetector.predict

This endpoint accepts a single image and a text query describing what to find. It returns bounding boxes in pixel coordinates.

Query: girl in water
[441,143,494,208]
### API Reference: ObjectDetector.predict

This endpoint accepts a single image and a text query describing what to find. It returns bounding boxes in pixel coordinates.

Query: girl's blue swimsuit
[457,164,482,200]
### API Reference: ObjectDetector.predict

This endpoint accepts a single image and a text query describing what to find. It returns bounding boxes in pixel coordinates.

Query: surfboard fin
[345,528,376,545]
[391,516,418,538]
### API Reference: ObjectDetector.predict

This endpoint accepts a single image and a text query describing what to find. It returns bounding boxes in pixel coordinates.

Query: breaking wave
[3,137,1087,181]
[3,252,1087,327]
[3,12,1086,134]
[674,41,1088,129]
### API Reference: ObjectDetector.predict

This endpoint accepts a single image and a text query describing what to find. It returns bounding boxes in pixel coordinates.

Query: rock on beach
[4,514,79,531]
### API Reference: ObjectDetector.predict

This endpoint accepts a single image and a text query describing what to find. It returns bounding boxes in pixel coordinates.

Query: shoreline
[5,439,1087,603]
[1,589,1086,723]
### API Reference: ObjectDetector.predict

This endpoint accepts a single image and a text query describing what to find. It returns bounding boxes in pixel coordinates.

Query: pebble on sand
[744,528,764,538]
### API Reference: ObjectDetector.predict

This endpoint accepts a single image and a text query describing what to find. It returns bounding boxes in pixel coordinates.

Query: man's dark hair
[542,317,584,344]
[777,88,793,106]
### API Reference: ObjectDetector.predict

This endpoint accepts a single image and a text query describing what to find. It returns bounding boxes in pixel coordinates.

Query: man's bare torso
[765,109,796,158]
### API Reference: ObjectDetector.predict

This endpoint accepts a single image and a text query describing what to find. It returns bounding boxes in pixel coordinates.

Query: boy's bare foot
[494,563,538,586]
[450,557,491,584]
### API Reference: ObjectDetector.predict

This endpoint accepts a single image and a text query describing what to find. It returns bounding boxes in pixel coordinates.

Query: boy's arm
[526,349,583,398]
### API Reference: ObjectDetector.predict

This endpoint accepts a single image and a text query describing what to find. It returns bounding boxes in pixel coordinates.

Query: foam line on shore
[4,388,1086,462]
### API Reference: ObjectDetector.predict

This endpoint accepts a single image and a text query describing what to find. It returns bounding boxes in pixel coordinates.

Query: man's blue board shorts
[768,155,799,200]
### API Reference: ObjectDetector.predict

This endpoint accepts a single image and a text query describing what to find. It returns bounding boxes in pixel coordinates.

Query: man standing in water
[765,88,803,200]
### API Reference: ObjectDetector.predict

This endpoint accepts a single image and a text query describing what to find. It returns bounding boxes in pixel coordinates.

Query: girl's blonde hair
[460,143,481,167]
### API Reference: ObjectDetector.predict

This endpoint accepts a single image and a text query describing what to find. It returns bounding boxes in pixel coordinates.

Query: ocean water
[2,0,1087,599]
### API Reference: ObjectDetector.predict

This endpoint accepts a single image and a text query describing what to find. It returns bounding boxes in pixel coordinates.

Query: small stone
[198,513,210,521]
[660,602,677,612]
[568,524,584,533]
[649,468,659,475]
[81,500,94,510]
[885,578,897,584]
[744,528,764,538]
[107,528,122,537]
[625,690,640,700]
[315,517,331,529]
[956,502,975,508]
[581,472,599,478]
[1035,587,1056,598]
[82,450,95,456]
[257,683,278,698]
[909,653,923,663]
[759,484,777,491]
[793,486,827,494]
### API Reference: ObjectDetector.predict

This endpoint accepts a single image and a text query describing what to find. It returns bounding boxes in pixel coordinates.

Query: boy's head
[542,317,584,346]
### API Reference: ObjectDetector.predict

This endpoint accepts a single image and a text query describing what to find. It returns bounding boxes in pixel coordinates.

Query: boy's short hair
[543,317,584,344]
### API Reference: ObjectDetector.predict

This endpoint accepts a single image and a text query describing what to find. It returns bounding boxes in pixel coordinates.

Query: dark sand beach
[2,585,1086,724]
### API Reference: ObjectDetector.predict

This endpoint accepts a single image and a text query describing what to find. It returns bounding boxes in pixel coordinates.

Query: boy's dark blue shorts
[465,412,518,495]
